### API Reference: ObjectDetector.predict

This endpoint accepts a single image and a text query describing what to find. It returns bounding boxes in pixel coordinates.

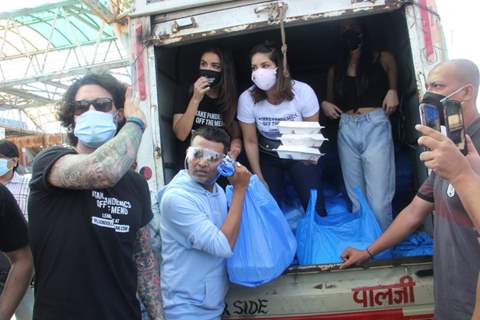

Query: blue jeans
[338,109,395,230]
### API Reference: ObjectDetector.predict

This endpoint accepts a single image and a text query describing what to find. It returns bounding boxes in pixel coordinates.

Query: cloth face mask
[251,68,277,91]
[74,110,117,149]
[421,84,469,125]
[341,29,363,51]
[0,158,11,176]
[199,69,222,88]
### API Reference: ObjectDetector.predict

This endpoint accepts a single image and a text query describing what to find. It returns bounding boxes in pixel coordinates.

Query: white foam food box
[274,145,323,162]
[277,121,323,135]
[280,133,328,147]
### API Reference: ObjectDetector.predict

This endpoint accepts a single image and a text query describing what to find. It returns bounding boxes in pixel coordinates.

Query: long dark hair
[199,48,237,128]
[249,41,293,104]
[334,22,377,99]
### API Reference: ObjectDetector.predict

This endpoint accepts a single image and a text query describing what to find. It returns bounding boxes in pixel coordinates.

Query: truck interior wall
[154,7,430,229]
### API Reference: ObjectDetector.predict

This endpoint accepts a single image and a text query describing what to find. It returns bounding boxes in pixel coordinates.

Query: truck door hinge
[254,1,288,24]
[171,17,197,34]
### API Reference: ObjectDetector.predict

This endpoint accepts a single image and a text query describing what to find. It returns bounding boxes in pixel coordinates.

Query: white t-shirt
[237,80,319,140]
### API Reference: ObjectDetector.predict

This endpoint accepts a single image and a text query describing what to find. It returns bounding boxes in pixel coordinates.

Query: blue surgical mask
[74,110,117,149]
[0,158,11,176]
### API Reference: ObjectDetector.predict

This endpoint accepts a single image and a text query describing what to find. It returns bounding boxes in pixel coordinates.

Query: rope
[278,3,289,78]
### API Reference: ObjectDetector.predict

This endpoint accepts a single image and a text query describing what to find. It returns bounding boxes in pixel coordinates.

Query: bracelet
[126,116,145,132]
[366,247,374,258]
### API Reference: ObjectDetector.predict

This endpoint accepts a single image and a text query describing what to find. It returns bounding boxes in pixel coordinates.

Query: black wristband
[126,116,145,132]
[366,247,374,258]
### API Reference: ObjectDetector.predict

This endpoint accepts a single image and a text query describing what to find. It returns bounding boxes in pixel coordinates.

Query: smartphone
[443,99,467,154]
[419,103,441,131]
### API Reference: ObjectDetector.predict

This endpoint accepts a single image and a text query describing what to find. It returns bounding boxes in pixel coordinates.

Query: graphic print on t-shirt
[194,110,224,127]
[258,113,299,138]
[91,190,132,233]
[447,184,455,198]
[237,81,320,140]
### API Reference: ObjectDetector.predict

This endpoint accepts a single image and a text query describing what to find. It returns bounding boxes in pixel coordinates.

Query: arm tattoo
[134,226,164,320]
[51,123,143,189]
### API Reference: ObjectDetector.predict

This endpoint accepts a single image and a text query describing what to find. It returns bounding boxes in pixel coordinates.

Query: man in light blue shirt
[159,126,251,320]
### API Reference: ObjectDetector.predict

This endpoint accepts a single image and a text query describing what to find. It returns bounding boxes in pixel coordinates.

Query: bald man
[340,59,480,320]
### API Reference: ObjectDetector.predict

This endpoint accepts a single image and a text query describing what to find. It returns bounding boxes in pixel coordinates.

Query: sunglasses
[72,97,114,116]
[186,147,225,163]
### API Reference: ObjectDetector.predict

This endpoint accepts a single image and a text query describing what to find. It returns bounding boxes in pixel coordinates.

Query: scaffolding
[0,0,132,135]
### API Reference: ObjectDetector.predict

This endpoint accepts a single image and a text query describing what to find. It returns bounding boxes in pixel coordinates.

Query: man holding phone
[416,125,480,320]
[340,59,480,320]
[420,83,469,153]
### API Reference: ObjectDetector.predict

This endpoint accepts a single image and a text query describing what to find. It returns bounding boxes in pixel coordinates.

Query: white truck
[129,1,446,318]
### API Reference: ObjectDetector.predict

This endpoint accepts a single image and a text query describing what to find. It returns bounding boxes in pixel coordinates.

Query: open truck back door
[131,0,446,190]
[129,1,446,318]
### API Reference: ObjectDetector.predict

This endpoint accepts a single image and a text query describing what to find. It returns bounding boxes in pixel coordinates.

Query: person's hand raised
[192,76,210,102]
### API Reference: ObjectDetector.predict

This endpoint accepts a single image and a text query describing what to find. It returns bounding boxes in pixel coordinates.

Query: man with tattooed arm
[28,73,163,319]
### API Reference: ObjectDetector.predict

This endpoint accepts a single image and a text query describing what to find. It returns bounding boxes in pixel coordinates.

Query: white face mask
[251,68,277,91]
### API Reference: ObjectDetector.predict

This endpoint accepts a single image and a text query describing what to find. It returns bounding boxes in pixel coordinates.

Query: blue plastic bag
[392,231,433,257]
[279,178,305,233]
[226,175,297,287]
[296,188,391,265]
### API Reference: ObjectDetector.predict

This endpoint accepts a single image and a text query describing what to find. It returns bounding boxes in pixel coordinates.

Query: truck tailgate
[223,257,434,319]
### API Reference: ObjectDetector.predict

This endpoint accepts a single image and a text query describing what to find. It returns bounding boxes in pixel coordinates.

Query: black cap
[0,140,19,158]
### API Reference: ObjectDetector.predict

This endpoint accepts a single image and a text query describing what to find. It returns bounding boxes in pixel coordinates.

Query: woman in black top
[173,48,242,159]
[321,20,399,230]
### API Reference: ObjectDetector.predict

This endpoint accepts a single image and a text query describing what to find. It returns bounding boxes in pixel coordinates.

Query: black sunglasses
[72,97,114,116]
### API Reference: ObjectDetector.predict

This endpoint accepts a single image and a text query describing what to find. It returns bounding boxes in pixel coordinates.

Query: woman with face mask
[172,48,242,160]
[238,42,327,216]
[320,20,399,231]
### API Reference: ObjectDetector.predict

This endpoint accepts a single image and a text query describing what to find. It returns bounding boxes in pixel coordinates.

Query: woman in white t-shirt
[238,42,326,216]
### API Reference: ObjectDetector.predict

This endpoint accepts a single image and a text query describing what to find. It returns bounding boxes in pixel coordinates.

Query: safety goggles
[72,97,114,116]
[186,147,225,163]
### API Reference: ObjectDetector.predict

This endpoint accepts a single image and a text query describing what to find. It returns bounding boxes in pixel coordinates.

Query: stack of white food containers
[274,121,328,162]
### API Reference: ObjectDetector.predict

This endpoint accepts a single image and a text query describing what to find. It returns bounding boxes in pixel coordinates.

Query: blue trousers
[338,109,395,230]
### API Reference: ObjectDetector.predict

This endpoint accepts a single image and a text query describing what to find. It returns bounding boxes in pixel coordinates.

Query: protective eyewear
[186,147,225,163]
[72,97,114,116]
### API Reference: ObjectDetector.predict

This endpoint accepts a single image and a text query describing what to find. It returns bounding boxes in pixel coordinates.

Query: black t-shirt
[28,146,153,320]
[0,183,28,253]
[334,57,389,112]
[174,87,234,168]
[174,87,226,131]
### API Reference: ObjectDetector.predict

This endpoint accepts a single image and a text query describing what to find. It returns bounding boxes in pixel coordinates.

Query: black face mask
[341,29,363,51]
[420,91,447,125]
[199,69,222,88]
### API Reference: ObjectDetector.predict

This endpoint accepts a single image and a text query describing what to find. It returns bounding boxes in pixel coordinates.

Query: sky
[436,0,480,67]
